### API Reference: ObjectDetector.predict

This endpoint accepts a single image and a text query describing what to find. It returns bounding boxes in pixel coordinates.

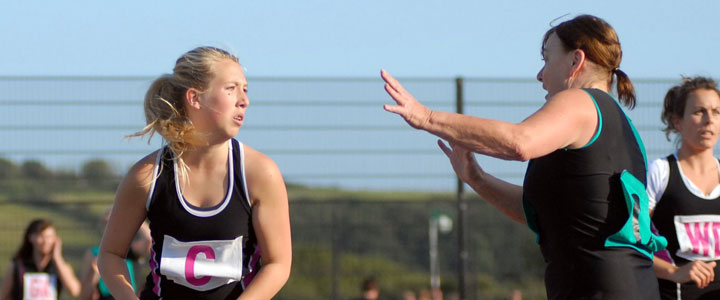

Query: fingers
[384,83,404,104]
[691,269,711,288]
[705,261,716,285]
[689,273,705,288]
[686,261,715,288]
[698,261,715,286]
[438,139,452,157]
[383,104,401,114]
[381,69,412,101]
[465,148,476,161]
[380,69,403,94]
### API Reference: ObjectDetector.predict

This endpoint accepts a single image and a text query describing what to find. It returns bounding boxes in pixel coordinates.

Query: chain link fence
[0,76,705,299]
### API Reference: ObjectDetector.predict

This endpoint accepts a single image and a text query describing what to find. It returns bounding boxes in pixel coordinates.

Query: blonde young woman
[97,47,292,300]
[649,77,720,300]
[382,15,665,300]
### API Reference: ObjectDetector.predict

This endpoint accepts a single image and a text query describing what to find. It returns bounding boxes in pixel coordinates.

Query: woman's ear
[570,49,585,77]
[185,88,201,110]
[671,115,683,133]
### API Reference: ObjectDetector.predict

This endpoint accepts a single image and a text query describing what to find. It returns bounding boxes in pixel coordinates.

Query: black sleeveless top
[140,139,260,300]
[10,258,61,300]
[653,154,720,300]
[522,89,662,300]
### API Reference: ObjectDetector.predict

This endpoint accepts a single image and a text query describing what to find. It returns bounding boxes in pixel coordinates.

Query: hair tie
[612,67,619,73]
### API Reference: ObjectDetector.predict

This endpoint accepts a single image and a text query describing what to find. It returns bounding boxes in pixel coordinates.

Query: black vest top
[140,139,260,300]
[11,258,61,300]
[652,155,720,299]
[653,154,720,264]
[523,88,647,262]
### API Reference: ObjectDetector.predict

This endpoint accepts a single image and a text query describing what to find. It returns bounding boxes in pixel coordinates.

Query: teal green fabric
[604,171,667,258]
[522,197,540,242]
[624,116,648,171]
[600,95,659,257]
[577,91,603,149]
[92,246,136,296]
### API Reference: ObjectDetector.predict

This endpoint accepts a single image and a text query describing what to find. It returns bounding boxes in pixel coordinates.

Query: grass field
[0,185,548,300]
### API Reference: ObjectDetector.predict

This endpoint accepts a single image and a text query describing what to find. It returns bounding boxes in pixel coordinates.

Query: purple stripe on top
[651,222,675,264]
[149,241,161,296]
[241,246,262,288]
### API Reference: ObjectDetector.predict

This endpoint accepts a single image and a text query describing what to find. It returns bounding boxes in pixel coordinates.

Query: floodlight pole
[429,214,440,290]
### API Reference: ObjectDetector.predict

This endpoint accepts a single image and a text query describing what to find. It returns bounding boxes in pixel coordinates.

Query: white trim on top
[238,141,251,208]
[145,148,164,211]
[173,141,234,217]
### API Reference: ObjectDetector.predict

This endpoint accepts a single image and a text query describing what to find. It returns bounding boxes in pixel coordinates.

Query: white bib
[674,215,720,261]
[159,235,244,291]
[22,272,57,300]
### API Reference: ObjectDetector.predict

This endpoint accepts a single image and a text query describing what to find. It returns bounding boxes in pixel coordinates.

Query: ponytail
[613,68,636,109]
[127,75,205,179]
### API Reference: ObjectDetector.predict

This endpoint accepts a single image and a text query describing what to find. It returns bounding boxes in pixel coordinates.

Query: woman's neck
[569,64,611,92]
[570,76,610,92]
[182,139,230,171]
[677,146,716,172]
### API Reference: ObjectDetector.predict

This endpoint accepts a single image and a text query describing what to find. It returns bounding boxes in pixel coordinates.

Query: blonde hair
[129,47,240,178]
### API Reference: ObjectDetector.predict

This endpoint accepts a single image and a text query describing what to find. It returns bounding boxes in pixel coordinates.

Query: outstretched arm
[238,146,292,300]
[382,69,598,161]
[439,140,525,223]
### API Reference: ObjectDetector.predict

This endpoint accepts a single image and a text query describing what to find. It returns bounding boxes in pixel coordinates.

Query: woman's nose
[237,93,249,108]
[536,68,544,82]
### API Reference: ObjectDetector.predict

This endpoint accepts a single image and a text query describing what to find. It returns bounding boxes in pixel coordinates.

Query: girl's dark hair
[543,15,635,108]
[661,76,720,141]
[14,219,54,261]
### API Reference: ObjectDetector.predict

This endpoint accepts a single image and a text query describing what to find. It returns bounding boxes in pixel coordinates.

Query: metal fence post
[331,202,340,300]
[455,77,468,300]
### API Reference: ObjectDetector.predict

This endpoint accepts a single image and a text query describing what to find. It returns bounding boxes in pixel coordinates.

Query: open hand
[381,69,432,129]
[438,139,484,184]
[52,236,63,260]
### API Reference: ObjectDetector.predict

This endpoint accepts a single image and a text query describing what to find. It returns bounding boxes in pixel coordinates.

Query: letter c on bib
[185,245,216,286]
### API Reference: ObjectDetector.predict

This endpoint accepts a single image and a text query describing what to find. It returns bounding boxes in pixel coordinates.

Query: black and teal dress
[522,88,666,300]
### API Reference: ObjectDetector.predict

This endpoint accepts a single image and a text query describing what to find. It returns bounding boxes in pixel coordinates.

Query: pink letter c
[185,245,215,286]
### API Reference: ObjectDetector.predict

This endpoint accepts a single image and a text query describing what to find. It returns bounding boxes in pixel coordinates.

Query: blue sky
[1,1,718,190]
[1,0,718,79]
